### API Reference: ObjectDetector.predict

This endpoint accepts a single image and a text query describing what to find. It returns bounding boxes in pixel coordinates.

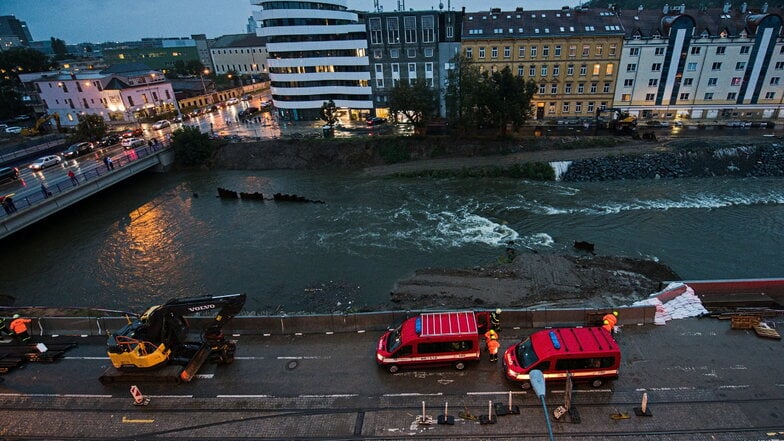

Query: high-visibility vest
[487,339,500,355]
[603,314,618,328]
[10,318,30,334]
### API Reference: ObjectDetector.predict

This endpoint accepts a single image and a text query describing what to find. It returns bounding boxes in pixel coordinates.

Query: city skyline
[1,0,569,44]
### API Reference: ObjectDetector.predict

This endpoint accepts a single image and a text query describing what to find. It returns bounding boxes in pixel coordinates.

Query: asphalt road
[0,316,782,440]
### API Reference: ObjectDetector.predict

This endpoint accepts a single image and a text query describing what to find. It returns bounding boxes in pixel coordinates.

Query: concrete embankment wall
[24,306,655,337]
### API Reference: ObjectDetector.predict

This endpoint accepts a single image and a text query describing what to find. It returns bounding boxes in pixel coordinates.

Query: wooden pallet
[730,315,761,330]
[753,324,782,340]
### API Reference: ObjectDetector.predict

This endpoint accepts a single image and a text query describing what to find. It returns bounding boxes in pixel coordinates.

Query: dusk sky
[0,0,571,44]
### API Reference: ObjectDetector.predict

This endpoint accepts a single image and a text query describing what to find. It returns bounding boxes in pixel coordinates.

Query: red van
[376,311,481,373]
[503,327,621,388]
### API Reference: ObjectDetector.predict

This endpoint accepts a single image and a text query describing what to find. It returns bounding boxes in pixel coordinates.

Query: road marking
[63,356,109,360]
[234,356,265,360]
[636,387,696,391]
[299,394,359,398]
[718,385,749,389]
[552,389,612,394]
[148,395,193,398]
[217,395,270,398]
[467,391,528,396]
[194,374,214,379]
[0,393,112,398]
[122,416,155,424]
[277,356,331,360]
[383,393,443,397]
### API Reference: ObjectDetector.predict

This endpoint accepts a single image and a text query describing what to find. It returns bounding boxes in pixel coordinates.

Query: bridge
[0,144,175,240]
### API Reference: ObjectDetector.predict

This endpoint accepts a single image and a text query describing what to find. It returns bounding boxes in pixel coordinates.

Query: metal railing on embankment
[0,305,656,338]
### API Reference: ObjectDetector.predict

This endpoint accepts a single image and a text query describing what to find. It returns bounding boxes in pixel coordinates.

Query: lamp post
[530,369,555,441]
[199,68,210,104]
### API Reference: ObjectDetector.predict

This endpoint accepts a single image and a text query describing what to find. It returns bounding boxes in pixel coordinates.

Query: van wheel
[591,378,603,388]
[454,362,466,370]
[388,365,399,374]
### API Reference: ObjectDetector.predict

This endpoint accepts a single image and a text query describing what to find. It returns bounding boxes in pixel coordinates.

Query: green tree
[319,100,338,126]
[485,67,537,136]
[0,47,54,82]
[73,114,107,143]
[388,79,437,126]
[444,54,484,130]
[51,37,68,60]
[171,126,215,166]
[0,87,25,120]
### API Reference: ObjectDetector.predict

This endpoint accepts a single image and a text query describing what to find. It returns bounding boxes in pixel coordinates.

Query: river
[1,169,782,313]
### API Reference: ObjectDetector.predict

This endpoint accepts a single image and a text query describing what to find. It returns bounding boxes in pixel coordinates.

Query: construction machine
[100,293,246,384]
[22,113,61,136]
[595,108,637,134]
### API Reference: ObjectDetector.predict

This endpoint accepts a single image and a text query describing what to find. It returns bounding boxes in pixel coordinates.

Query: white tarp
[631,282,709,325]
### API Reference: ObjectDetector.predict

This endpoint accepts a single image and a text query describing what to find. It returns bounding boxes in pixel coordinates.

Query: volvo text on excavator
[100,293,246,384]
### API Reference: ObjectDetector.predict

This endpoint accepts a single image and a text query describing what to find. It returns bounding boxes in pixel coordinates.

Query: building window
[404,16,417,44]
[629,47,639,56]
[765,91,776,99]
[565,83,572,94]
[479,47,485,58]
[727,92,737,99]
[649,78,658,86]
[645,93,655,100]
[592,63,600,75]
[712,62,722,70]
[539,83,546,94]
[531,47,537,58]
[771,77,780,85]
[491,47,498,58]
[606,64,613,75]
[369,18,383,44]
[609,44,617,56]
[596,44,603,56]
[390,48,400,58]
[704,92,713,100]
[407,48,416,58]
[555,45,561,56]
[377,78,384,88]
[567,64,574,75]
[736,62,746,70]
[655,47,665,55]
[603,83,610,93]
[731,77,741,86]
[541,65,548,76]
[651,63,662,72]
[627,63,636,72]
[446,25,453,38]
[424,47,434,57]
[392,63,399,74]
[569,45,576,57]
[587,101,594,112]
[550,84,557,94]
[504,46,511,58]
[776,61,784,70]
[518,66,524,76]
[716,46,726,55]
[740,46,750,54]
[707,78,717,86]
[387,17,400,43]
[575,102,582,112]
[562,102,570,113]
[519,46,525,58]
[542,45,550,57]
[621,93,631,101]
[687,62,697,71]
[530,65,536,76]
[624,79,633,87]
[553,65,560,76]
[690,46,701,55]
[582,44,590,57]
[577,83,584,93]
[590,82,597,93]
[683,78,693,86]
[548,102,556,114]
[580,65,587,76]
[679,92,689,100]
[408,63,416,74]
[465,47,473,58]
[375,64,383,74]
[422,15,435,43]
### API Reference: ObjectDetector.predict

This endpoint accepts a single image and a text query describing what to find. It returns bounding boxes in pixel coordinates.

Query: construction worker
[484,329,497,346]
[487,332,500,362]
[490,308,502,332]
[602,311,619,334]
[10,314,31,342]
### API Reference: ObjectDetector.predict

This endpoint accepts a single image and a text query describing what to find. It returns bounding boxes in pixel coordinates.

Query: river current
[2,169,782,313]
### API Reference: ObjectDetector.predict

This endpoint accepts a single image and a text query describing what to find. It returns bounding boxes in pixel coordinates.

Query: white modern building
[19,63,177,127]
[252,0,373,120]
[614,3,784,121]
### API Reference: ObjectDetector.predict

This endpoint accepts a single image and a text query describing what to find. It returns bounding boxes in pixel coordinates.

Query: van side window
[555,357,615,371]
[418,340,473,354]
[393,345,412,358]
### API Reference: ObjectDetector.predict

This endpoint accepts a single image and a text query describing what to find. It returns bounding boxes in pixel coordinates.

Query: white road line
[234,356,265,360]
[383,393,444,397]
[194,374,214,379]
[636,387,696,391]
[551,389,612,394]
[718,385,749,389]
[217,395,271,398]
[63,356,109,360]
[466,391,528,396]
[147,395,193,398]
[299,394,359,398]
[0,393,112,398]
[276,356,331,360]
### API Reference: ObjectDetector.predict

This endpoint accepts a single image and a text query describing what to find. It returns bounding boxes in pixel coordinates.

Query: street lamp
[530,369,555,441]
[199,69,210,99]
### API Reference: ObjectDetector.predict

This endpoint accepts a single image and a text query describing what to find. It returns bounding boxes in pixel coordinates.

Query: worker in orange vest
[602,311,619,334]
[10,314,31,342]
[484,329,497,346]
[486,332,500,362]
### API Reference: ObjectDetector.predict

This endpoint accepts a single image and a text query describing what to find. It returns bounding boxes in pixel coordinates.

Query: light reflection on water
[1,170,782,313]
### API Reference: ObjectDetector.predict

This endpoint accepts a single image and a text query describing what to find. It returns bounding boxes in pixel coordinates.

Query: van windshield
[515,337,539,368]
[387,326,403,352]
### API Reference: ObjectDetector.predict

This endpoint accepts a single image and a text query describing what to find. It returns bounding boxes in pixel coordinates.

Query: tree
[388,79,437,126]
[51,37,68,60]
[319,100,338,126]
[0,47,54,83]
[444,54,484,130]
[171,126,215,166]
[73,114,107,143]
[485,67,537,136]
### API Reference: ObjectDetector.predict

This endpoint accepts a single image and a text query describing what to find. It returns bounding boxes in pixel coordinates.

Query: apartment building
[615,3,784,121]
[18,63,176,127]
[461,7,625,121]
[210,34,268,76]
[252,0,372,120]
[361,9,463,118]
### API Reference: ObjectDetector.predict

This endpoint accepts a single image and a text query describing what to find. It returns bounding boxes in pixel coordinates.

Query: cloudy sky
[0,0,575,44]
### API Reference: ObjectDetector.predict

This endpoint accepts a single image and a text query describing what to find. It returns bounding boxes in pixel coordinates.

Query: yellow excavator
[22,113,61,136]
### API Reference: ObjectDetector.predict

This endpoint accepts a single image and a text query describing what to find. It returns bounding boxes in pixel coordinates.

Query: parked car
[260,100,273,109]
[121,137,146,149]
[366,116,386,126]
[151,120,170,130]
[0,167,19,184]
[225,98,240,106]
[121,128,143,138]
[238,107,259,119]
[99,134,121,147]
[241,94,252,101]
[62,142,94,159]
[29,155,62,170]
[5,126,22,134]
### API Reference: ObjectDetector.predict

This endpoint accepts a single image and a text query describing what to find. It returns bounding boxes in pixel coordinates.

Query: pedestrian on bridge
[10,314,31,342]
[68,170,78,186]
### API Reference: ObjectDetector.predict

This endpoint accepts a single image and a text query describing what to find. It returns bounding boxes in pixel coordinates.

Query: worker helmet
[490,334,498,340]
[613,311,619,316]
[495,308,502,315]
[12,314,19,319]
[603,319,609,325]
[487,329,497,337]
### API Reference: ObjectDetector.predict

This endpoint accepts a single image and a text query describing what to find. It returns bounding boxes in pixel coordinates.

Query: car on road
[225,98,240,106]
[151,120,170,130]
[241,94,252,101]
[366,116,386,126]
[5,126,22,134]
[121,128,143,138]
[238,107,259,119]
[29,155,62,170]
[62,142,94,159]
[99,134,121,147]
[0,167,19,184]
[121,137,146,149]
